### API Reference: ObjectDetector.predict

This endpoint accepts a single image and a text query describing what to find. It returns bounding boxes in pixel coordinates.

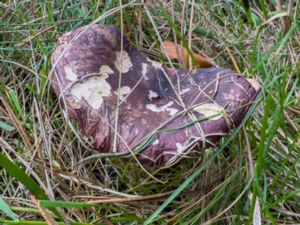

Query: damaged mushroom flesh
[51,25,259,166]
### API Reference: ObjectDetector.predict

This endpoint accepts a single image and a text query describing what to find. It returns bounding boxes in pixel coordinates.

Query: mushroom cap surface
[51,24,259,165]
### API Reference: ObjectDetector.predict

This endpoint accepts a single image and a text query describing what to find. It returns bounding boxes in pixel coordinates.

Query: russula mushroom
[51,24,259,166]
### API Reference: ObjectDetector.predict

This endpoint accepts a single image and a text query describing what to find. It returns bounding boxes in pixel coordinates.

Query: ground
[0,1,299,224]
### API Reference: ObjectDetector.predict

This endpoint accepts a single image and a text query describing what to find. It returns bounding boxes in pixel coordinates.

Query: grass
[0,0,299,224]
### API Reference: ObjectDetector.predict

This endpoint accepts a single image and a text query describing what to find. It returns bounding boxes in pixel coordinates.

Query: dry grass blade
[30,195,59,225]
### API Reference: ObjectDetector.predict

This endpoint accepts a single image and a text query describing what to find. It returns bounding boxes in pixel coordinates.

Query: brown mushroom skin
[51,24,259,165]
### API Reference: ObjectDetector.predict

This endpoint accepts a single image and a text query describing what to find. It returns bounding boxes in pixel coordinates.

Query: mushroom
[51,24,259,166]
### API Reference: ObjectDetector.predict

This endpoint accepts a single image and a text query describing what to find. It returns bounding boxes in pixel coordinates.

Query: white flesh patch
[175,143,185,154]
[193,103,223,120]
[148,90,159,101]
[114,51,133,73]
[146,104,161,113]
[152,139,159,145]
[246,78,260,91]
[222,92,235,101]
[147,58,162,69]
[64,66,77,81]
[141,63,149,80]
[70,76,111,109]
[100,65,114,78]
[146,101,178,116]
[64,31,72,36]
[223,88,242,101]
[114,86,131,100]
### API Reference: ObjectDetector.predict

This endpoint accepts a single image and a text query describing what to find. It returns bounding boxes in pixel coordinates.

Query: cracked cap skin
[51,24,260,166]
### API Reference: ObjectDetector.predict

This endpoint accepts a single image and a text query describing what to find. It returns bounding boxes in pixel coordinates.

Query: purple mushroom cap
[51,24,260,166]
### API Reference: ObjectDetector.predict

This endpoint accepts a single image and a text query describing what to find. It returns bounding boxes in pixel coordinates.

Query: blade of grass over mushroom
[0,198,18,220]
[0,152,61,218]
[134,113,223,155]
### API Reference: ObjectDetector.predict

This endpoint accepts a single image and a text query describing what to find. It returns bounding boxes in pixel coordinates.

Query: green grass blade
[241,0,254,25]
[8,90,25,120]
[259,0,268,18]
[0,152,61,218]
[39,200,97,208]
[0,197,18,220]
[0,152,48,200]
[0,120,15,132]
